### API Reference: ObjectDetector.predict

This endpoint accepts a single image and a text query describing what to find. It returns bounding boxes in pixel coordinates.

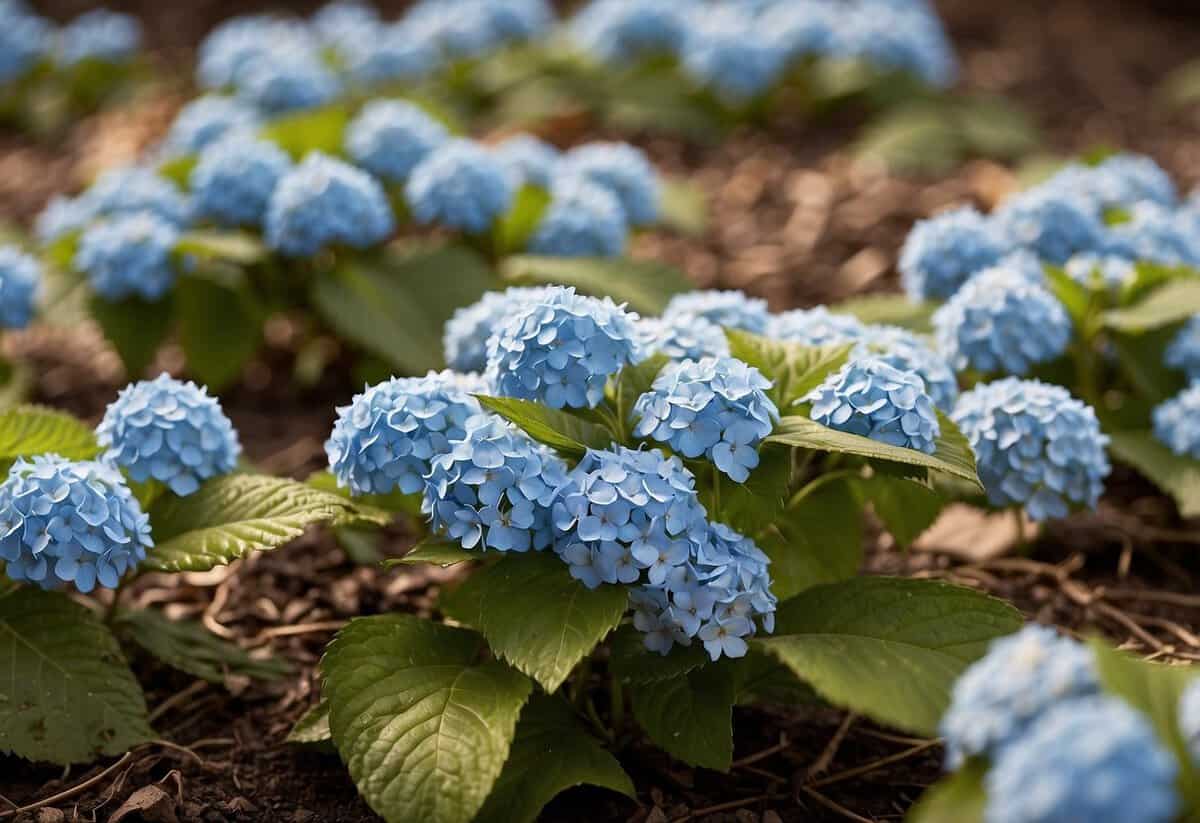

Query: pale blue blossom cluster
[442,287,555,373]
[766,306,865,346]
[1063,253,1135,291]
[1153,384,1200,460]
[529,177,628,258]
[0,246,41,330]
[0,2,51,84]
[899,207,1005,301]
[57,10,142,68]
[560,143,660,226]
[235,46,342,114]
[159,95,262,157]
[96,375,241,496]
[74,213,181,302]
[0,4,141,87]
[663,290,771,334]
[637,314,730,362]
[0,455,153,594]
[1165,316,1200,381]
[806,358,940,454]
[852,326,958,411]
[679,6,786,102]
[80,166,193,228]
[493,135,561,188]
[190,134,293,227]
[344,99,448,183]
[405,139,517,233]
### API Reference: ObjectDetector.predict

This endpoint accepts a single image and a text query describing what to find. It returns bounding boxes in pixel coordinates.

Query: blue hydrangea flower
[528,177,628,258]
[1064,253,1136,291]
[761,0,837,63]
[443,286,556,374]
[637,314,730,362]
[0,455,153,594]
[560,143,660,226]
[1106,201,1200,268]
[493,135,561,188]
[1045,155,1177,211]
[96,374,241,496]
[993,248,1050,286]
[75,213,180,302]
[486,286,641,409]
[190,133,292,227]
[766,306,866,346]
[1181,679,1200,764]
[344,21,441,86]
[853,326,958,411]
[898,207,1007,301]
[345,100,448,184]
[806,357,940,454]
[477,0,553,42]
[679,6,786,102]
[409,0,546,59]
[985,697,1179,823]
[83,166,192,227]
[1152,384,1200,460]
[997,187,1106,264]
[0,246,40,330]
[197,15,316,89]
[235,45,342,113]
[940,624,1100,768]
[265,152,395,256]
[571,0,691,62]
[663,290,770,335]
[1166,316,1200,381]
[424,415,569,553]
[952,378,1110,520]
[0,6,50,84]
[326,371,486,496]
[831,2,957,88]
[310,1,378,48]
[159,95,261,157]
[632,357,778,482]
[933,267,1071,375]
[57,10,141,67]
[35,195,95,244]
[405,139,517,234]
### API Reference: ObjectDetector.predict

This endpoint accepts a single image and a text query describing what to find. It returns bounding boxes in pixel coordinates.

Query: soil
[3,1,1200,821]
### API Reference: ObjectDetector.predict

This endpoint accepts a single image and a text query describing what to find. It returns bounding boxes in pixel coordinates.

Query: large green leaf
[658,177,707,237]
[0,587,153,764]
[90,293,174,378]
[726,330,853,411]
[631,661,737,770]
[322,614,532,823]
[608,624,709,685]
[176,273,262,392]
[955,96,1039,160]
[855,103,965,176]
[1108,430,1200,518]
[612,353,669,440]
[708,444,792,537]
[1103,277,1200,333]
[502,255,691,314]
[115,607,290,685]
[383,539,478,568]
[757,577,1023,735]
[260,105,352,159]
[766,412,982,490]
[142,474,362,572]
[175,231,268,265]
[907,761,987,823]
[440,553,628,692]
[831,293,935,334]
[476,395,615,456]
[854,473,945,549]
[1090,640,1200,812]
[0,404,99,462]
[475,695,635,823]
[312,245,499,374]
[493,185,551,256]
[287,699,332,745]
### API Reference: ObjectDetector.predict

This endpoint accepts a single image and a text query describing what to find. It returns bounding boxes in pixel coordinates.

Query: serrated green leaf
[854,473,945,549]
[631,661,737,770]
[0,404,98,462]
[440,553,627,692]
[658,177,707,237]
[767,412,981,489]
[90,293,174,378]
[608,624,708,685]
[383,539,478,568]
[475,695,635,823]
[0,587,153,764]
[494,185,551,256]
[502,255,691,314]
[832,293,935,333]
[175,231,268,265]
[477,394,615,456]
[1108,430,1200,518]
[115,607,290,685]
[1103,277,1200,333]
[177,273,262,392]
[725,329,854,411]
[322,614,532,823]
[287,700,332,745]
[758,577,1022,735]
[758,475,863,600]
[907,760,987,823]
[142,474,361,572]
[260,105,352,159]
[306,469,424,519]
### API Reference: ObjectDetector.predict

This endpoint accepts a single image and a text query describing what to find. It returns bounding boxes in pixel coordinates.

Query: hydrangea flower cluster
[852,326,958,411]
[424,415,568,553]
[236,45,342,114]
[1166,316,1200,381]
[265,152,395,256]
[1042,154,1178,211]
[158,95,261,157]
[632,357,778,482]
[343,22,439,87]
[57,10,141,67]
[0,245,40,330]
[493,135,561,188]
[197,15,317,90]
[74,213,181,302]
[637,314,731,362]
[190,134,293,227]
[806,358,940,454]
[1106,201,1200,268]
[442,286,555,373]
[405,139,516,233]
[83,166,193,228]
[96,374,242,497]
[952,378,1110,521]
[560,143,660,226]
[933,267,1071,375]
[679,6,785,102]
[0,2,50,84]
[766,306,866,346]
[995,188,1107,265]
[345,100,448,183]
[485,286,641,409]
[662,290,771,335]
[1152,385,1200,460]
[898,207,1006,301]
[326,371,486,496]
[0,455,153,594]
[1063,252,1135,291]
[528,177,628,258]
[571,0,690,62]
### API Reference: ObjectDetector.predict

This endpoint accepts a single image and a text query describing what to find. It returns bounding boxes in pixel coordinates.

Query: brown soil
[3,1,1200,821]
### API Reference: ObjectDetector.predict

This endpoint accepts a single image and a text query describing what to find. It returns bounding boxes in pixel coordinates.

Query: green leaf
[115,607,290,685]
[0,404,98,463]
[955,96,1039,160]
[157,154,198,188]
[494,185,551,256]
[1158,58,1200,110]
[475,695,635,823]
[312,245,499,374]
[502,255,691,314]
[710,445,792,536]
[608,624,709,685]
[726,329,853,411]
[1043,264,1093,328]
[758,577,1023,735]
[831,293,935,333]
[0,587,153,764]
[477,395,615,456]
[90,293,174,378]
[658,177,707,237]
[766,412,982,490]
[855,103,965,176]
[175,230,268,265]
[1103,277,1200,333]
[1108,430,1200,518]
[757,475,863,601]
[907,760,987,823]
[730,648,817,706]
[853,473,945,549]
[142,474,362,572]
[613,353,668,438]
[260,105,352,159]
[384,539,478,568]
[322,614,532,823]
[1090,639,1200,811]
[440,553,628,692]
[287,700,332,745]
[177,273,262,392]
[631,661,737,770]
